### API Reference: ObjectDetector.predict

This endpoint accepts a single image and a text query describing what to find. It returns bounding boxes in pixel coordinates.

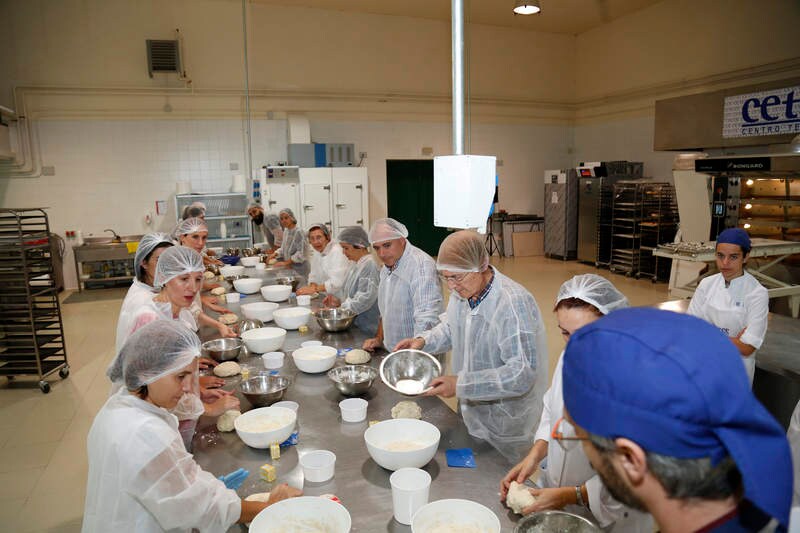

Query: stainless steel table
[194,268,520,532]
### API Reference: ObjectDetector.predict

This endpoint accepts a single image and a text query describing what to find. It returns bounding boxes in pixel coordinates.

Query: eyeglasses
[439,272,474,285]
[551,416,588,449]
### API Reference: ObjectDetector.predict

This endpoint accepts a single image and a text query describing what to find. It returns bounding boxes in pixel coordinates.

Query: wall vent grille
[146,40,181,77]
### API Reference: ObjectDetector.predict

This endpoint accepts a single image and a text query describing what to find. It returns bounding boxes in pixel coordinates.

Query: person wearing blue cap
[687,227,768,385]
[561,308,792,532]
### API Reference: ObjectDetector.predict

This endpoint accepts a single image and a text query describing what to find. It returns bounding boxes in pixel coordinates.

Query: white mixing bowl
[411,499,500,533]
[239,256,260,267]
[233,277,263,294]
[240,327,287,353]
[292,345,338,373]
[249,496,351,533]
[241,301,280,322]
[234,406,296,449]
[260,284,292,302]
[220,265,244,277]
[273,306,312,330]
[364,419,440,471]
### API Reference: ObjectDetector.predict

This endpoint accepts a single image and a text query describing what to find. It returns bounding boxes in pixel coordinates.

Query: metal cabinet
[297,167,369,235]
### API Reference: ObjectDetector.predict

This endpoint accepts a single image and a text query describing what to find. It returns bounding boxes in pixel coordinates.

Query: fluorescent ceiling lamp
[513,0,541,15]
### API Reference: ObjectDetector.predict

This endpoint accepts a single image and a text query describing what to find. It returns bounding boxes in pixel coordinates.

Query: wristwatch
[575,485,586,507]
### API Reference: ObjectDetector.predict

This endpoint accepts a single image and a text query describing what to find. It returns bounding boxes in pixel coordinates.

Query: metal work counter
[194,269,520,532]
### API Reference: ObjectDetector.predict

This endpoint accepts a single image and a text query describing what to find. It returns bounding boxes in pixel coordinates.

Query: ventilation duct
[146,39,181,77]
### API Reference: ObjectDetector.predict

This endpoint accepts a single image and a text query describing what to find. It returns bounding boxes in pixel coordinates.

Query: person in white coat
[500,274,653,531]
[322,226,380,336]
[687,228,768,384]
[362,218,443,352]
[267,208,309,278]
[395,230,547,462]
[83,320,301,533]
[297,223,349,296]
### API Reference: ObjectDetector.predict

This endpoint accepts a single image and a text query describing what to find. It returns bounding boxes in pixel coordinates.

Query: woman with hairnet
[394,230,546,463]
[84,320,302,532]
[322,226,380,335]
[180,201,206,220]
[174,217,229,315]
[247,204,283,253]
[363,218,443,352]
[499,274,653,531]
[297,223,349,296]
[267,208,309,278]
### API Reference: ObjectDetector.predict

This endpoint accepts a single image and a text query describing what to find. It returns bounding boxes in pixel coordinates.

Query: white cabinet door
[265,181,300,216]
[334,182,364,230]
[301,183,332,230]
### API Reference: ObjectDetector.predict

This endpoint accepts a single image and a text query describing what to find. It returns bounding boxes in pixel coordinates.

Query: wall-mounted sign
[695,157,771,173]
[723,86,800,138]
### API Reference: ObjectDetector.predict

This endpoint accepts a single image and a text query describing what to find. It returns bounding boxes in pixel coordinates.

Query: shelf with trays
[175,192,253,247]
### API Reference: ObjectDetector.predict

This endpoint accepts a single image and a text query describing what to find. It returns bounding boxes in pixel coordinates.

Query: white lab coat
[82,390,240,533]
[115,279,159,355]
[534,352,654,532]
[687,271,768,384]
[788,400,800,507]
[336,254,380,336]
[377,241,443,351]
[420,268,547,463]
[275,225,308,278]
[308,241,350,294]
[255,222,282,249]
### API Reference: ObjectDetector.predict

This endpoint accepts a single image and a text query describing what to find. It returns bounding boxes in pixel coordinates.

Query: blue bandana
[562,308,791,528]
[717,228,751,254]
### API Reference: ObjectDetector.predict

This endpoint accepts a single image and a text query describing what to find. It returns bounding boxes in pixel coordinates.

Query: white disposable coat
[82,390,240,533]
[377,242,443,351]
[420,268,546,463]
[116,279,159,355]
[308,241,350,294]
[534,352,654,531]
[687,271,768,384]
[788,400,800,506]
[275,226,308,278]
[336,254,380,336]
[255,222,282,249]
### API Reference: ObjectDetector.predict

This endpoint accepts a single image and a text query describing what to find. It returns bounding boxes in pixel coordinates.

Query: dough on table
[213,361,241,377]
[218,313,238,325]
[345,349,371,365]
[268,258,277,265]
[203,271,216,280]
[216,410,241,432]
[391,400,422,420]
[244,492,271,503]
[210,287,226,296]
[506,481,536,514]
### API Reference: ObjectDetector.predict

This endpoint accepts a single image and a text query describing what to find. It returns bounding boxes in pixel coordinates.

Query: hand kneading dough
[216,410,241,432]
[218,313,238,325]
[203,271,216,280]
[213,361,241,377]
[244,492,271,503]
[391,400,422,420]
[268,258,277,265]
[345,349,371,365]
[506,481,536,514]
[210,287,226,296]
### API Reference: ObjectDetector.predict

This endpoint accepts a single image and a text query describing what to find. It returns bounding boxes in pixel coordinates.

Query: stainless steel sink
[82,234,144,245]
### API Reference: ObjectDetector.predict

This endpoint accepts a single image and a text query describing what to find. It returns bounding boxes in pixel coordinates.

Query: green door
[386,160,451,257]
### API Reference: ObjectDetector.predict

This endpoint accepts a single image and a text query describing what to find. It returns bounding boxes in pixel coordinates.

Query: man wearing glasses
[561,308,791,532]
[395,230,548,463]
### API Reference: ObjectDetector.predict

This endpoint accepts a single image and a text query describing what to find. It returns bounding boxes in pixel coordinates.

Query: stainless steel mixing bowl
[514,511,602,533]
[313,308,356,332]
[238,318,264,333]
[379,349,442,395]
[328,365,378,396]
[237,374,291,407]
[274,276,299,292]
[201,338,242,362]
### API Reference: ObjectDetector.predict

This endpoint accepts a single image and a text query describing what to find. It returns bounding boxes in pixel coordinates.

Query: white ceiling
[247,0,666,35]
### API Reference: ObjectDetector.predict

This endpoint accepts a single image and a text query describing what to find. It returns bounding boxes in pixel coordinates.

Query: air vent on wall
[146,39,181,77]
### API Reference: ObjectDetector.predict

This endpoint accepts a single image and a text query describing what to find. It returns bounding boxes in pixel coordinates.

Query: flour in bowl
[384,440,428,452]
[395,379,425,395]
[238,415,293,432]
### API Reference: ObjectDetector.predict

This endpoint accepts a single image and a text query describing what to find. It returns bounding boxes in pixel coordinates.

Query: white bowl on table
[220,265,244,278]
[273,306,312,330]
[364,419,440,471]
[234,406,297,449]
[292,345,338,373]
[240,327,286,353]
[248,496,351,533]
[411,499,500,533]
[239,256,260,267]
[241,301,279,322]
[260,284,292,302]
[233,277,263,294]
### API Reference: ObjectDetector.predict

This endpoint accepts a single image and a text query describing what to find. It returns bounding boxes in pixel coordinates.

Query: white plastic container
[339,398,368,423]
[300,340,323,348]
[299,450,336,483]
[296,294,311,306]
[226,292,241,303]
[262,351,285,369]
[390,468,431,525]
[220,221,228,239]
[255,262,266,271]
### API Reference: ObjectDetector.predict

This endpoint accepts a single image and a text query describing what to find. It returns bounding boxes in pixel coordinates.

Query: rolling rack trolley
[0,208,69,393]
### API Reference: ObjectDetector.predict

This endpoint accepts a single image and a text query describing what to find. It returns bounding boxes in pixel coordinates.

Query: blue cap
[562,308,791,528]
[717,228,751,253]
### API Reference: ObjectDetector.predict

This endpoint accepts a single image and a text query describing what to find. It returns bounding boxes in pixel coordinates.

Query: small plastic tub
[272,400,299,412]
[226,292,240,303]
[339,398,368,423]
[300,450,336,483]
[262,351,285,369]
[297,294,311,306]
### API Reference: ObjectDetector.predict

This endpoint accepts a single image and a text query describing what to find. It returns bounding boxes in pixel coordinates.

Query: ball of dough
[268,258,277,265]
[216,410,241,432]
[210,287,226,296]
[245,492,271,502]
[218,313,238,325]
[506,481,536,514]
[345,349,371,365]
[391,400,422,420]
[213,361,241,377]
[203,271,216,280]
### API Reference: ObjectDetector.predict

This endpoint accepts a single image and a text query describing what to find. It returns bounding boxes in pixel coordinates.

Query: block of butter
[259,463,276,482]
[270,443,280,460]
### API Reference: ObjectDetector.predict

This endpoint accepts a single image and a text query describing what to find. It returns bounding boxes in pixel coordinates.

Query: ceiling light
[743,223,751,229]
[746,179,755,186]
[744,203,752,210]
[514,1,541,15]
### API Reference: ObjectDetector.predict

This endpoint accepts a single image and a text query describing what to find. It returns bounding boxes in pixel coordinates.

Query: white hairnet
[153,246,204,289]
[369,218,409,244]
[279,208,297,224]
[338,226,370,248]
[134,233,174,281]
[109,320,200,389]
[181,202,206,220]
[308,222,330,239]
[173,217,208,239]
[436,230,489,273]
[555,274,629,315]
[264,213,281,231]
